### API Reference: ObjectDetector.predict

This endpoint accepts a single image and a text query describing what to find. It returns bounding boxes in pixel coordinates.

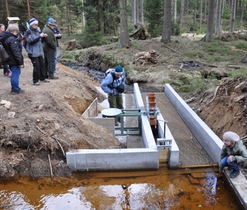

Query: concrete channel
[66,83,247,208]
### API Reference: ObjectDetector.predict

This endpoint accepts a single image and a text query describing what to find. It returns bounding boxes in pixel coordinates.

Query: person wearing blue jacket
[25,18,49,85]
[101,65,126,125]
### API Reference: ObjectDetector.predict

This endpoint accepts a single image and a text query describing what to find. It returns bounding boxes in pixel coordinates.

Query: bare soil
[0,57,121,178]
[0,35,246,178]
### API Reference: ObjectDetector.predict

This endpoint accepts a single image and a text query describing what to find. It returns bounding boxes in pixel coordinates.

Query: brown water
[0,168,242,210]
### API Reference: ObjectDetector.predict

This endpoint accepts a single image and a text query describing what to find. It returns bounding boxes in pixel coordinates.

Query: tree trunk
[230,0,236,33]
[132,0,137,24]
[161,0,172,44]
[174,0,177,23]
[66,0,70,36]
[82,0,86,27]
[240,0,244,25]
[119,0,130,48]
[200,0,203,32]
[140,0,144,24]
[5,0,9,17]
[26,0,31,20]
[193,0,197,29]
[179,0,184,29]
[215,0,222,35]
[205,0,215,42]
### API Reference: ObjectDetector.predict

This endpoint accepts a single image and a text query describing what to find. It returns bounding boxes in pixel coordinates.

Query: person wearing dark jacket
[48,17,62,74]
[42,18,58,79]
[219,131,247,178]
[0,24,24,94]
[0,23,11,77]
[25,18,49,85]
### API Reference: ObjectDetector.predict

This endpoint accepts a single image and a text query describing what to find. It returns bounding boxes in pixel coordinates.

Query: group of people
[0,17,62,94]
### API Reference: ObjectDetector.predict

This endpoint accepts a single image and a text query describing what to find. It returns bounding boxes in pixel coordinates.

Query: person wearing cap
[219,131,247,178]
[25,18,49,85]
[101,65,126,126]
[0,23,24,94]
[42,18,58,79]
[48,17,62,74]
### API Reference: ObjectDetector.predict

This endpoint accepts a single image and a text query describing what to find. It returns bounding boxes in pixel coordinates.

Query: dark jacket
[42,25,56,52]
[25,26,44,57]
[53,27,62,47]
[220,140,247,163]
[0,31,23,66]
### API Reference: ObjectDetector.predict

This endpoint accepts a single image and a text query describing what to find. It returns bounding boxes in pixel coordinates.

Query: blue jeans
[220,156,240,172]
[9,65,21,91]
[53,47,58,73]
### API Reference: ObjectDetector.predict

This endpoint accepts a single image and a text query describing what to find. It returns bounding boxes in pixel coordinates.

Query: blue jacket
[25,26,44,57]
[101,69,126,95]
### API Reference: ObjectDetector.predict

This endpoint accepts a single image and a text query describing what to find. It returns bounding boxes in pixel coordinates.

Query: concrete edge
[156,111,179,169]
[66,83,160,171]
[67,149,159,171]
[164,83,223,163]
[164,83,247,208]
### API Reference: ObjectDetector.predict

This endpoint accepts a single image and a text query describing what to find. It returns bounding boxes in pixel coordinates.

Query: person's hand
[40,33,48,38]
[228,155,233,162]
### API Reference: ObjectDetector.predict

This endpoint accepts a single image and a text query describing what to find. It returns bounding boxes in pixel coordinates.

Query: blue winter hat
[115,65,123,73]
[47,17,57,26]
[29,18,38,26]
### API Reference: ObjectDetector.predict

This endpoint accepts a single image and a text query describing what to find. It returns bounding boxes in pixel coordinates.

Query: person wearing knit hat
[219,131,247,178]
[24,18,49,85]
[29,18,38,27]
[101,65,126,126]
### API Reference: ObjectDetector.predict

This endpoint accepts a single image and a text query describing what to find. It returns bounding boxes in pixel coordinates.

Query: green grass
[228,68,247,79]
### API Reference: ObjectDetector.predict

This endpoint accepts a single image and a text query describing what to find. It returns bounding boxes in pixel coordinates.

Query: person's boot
[229,170,240,178]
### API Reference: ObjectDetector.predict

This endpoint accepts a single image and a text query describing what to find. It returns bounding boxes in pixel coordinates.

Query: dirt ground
[0,56,121,178]
[0,34,246,179]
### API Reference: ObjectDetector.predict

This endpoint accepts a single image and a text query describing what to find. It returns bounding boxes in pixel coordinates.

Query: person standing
[42,18,58,79]
[219,131,247,178]
[48,17,62,74]
[0,24,24,94]
[25,18,49,85]
[101,65,125,125]
[0,23,11,77]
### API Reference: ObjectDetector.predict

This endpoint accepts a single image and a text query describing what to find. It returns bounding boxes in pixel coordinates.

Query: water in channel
[0,167,242,209]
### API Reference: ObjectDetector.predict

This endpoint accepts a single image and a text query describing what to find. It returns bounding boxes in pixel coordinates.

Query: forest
[0,0,247,47]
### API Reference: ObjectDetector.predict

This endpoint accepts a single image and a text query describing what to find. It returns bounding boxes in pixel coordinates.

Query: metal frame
[115,109,142,136]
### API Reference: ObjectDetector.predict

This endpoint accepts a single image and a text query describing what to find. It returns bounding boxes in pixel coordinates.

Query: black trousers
[30,56,46,82]
[44,51,55,78]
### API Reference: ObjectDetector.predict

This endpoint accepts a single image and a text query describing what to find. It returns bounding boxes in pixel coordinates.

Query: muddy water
[0,168,242,209]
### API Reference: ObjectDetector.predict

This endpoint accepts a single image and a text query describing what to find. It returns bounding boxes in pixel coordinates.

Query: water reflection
[0,169,241,209]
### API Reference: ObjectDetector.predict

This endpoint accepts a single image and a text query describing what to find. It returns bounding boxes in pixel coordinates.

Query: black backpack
[0,43,10,62]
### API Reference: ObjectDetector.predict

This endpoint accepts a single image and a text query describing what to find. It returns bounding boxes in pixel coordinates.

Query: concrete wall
[67,149,158,171]
[66,83,160,171]
[164,84,223,162]
[156,111,179,168]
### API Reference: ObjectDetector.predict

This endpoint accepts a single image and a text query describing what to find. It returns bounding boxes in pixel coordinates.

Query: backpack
[0,43,10,62]
[105,68,125,93]
[23,29,32,49]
